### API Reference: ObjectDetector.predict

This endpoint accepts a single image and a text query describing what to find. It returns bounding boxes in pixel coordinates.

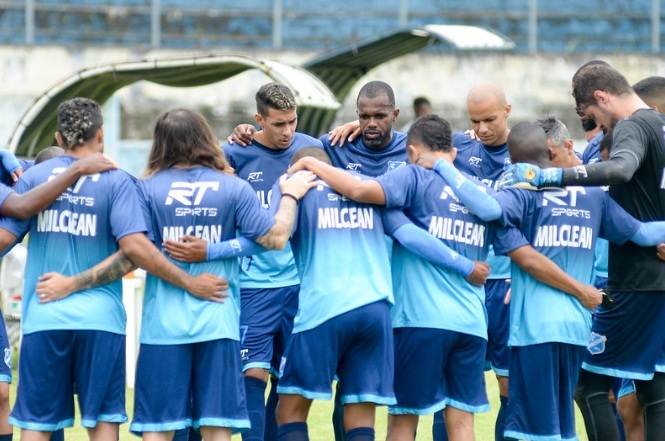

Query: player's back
[137,166,275,344]
[2,155,145,335]
[289,177,392,334]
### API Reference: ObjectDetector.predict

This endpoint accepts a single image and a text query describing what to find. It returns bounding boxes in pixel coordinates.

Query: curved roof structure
[7,24,514,157]
[298,24,515,134]
[8,53,340,157]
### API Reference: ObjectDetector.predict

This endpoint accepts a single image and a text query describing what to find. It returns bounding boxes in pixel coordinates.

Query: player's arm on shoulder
[327,120,361,147]
[0,153,117,219]
[164,235,268,262]
[507,244,601,310]
[227,124,256,147]
[288,157,386,204]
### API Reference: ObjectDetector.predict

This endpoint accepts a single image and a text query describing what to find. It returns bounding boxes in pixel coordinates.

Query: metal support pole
[273,0,283,49]
[25,0,34,45]
[151,0,161,49]
[528,0,537,53]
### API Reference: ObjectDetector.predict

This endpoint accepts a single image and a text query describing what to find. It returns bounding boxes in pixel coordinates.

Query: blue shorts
[10,330,127,430]
[389,327,489,416]
[240,285,299,374]
[130,339,249,435]
[617,378,636,399]
[485,278,510,376]
[583,291,665,380]
[277,300,395,406]
[0,313,11,384]
[505,343,584,441]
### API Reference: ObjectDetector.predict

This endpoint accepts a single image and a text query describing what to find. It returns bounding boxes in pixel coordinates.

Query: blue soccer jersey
[224,133,322,289]
[321,132,407,177]
[137,167,275,345]
[493,186,641,347]
[376,164,493,339]
[453,132,511,279]
[0,184,14,210]
[0,156,147,335]
[272,177,393,334]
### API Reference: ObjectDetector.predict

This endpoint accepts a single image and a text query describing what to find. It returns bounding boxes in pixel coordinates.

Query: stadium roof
[7,24,514,157]
[298,24,515,134]
[8,53,340,157]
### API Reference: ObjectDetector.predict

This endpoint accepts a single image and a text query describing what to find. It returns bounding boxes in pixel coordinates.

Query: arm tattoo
[74,250,137,291]
[255,197,297,249]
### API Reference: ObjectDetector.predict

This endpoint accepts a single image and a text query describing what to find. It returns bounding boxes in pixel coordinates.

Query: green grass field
[6,372,590,440]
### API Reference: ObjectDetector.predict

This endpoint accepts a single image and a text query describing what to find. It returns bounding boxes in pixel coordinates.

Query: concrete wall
[0,46,664,173]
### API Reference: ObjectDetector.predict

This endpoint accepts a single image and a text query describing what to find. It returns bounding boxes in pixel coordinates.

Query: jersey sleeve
[0,174,32,241]
[109,172,148,241]
[492,188,528,229]
[599,191,641,245]
[234,179,275,240]
[0,184,15,211]
[136,180,155,243]
[492,224,529,256]
[374,165,418,209]
[380,208,410,235]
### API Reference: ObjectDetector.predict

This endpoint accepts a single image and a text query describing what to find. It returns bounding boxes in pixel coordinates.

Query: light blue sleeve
[630,222,665,247]
[433,159,502,221]
[383,210,474,277]
[207,237,268,261]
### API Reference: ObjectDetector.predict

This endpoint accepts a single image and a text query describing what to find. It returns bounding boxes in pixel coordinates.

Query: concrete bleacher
[0,0,661,53]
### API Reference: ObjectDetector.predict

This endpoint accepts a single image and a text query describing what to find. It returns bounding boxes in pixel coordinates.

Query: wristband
[282,193,299,204]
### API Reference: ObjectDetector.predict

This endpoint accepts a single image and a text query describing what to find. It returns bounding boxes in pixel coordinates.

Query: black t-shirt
[608,109,665,292]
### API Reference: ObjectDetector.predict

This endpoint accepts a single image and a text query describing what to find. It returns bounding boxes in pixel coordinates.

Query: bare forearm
[298,159,385,204]
[508,246,585,298]
[2,163,84,219]
[120,234,194,290]
[71,250,137,292]
[255,196,297,250]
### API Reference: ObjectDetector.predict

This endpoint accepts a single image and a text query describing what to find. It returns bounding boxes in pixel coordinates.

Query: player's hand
[36,272,76,303]
[287,157,317,174]
[413,148,455,169]
[328,121,361,147]
[163,235,208,262]
[496,163,562,190]
[75,153,118,175]
[227,124,256,147]
[0,150,22,183]
[464,129,479,141]
[657,243,665,261]
[466,261,490,287]
[186,273,229,303]
[578,285,603,311]
[279,171,318,200]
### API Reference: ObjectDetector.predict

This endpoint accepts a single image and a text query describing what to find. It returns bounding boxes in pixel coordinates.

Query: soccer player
[449,82,513,441]
[224,79,407,441]
[499,63,665,441]
[0,98,227,441]
[287,115,507,440]
[220,82,321,441]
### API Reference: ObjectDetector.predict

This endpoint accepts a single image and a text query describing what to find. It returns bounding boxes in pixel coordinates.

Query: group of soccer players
[0,60,661,441]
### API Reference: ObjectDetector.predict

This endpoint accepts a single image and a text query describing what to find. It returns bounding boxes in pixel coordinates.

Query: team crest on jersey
[247,172,264,183]
[468,156,482,167]
[387,161,406,171]
[346,163,361,171]
[3,348,10,369]
[587,332,607,355]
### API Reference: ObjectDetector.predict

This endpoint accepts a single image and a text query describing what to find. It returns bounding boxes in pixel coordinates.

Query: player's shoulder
[452,131,477,149]
[292,132,323,148]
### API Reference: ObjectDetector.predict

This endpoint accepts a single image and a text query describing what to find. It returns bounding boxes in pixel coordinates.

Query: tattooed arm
[254,195,299,250]
[37,232,230,303]
[36,250,137,303]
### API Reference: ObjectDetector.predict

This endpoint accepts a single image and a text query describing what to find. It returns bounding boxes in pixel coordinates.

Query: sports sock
[635,373,665,441]
[49,430,62,441]
[431,410,448,441]
[264,376,280,441]
[0,434,11,441]
[277,422,309,441]
[346,427,374,441]
[332,383,346,441]
[575,371,620,441]
[243,376,268,441]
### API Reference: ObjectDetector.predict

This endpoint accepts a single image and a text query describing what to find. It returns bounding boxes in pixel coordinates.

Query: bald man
[439,83,513,441]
